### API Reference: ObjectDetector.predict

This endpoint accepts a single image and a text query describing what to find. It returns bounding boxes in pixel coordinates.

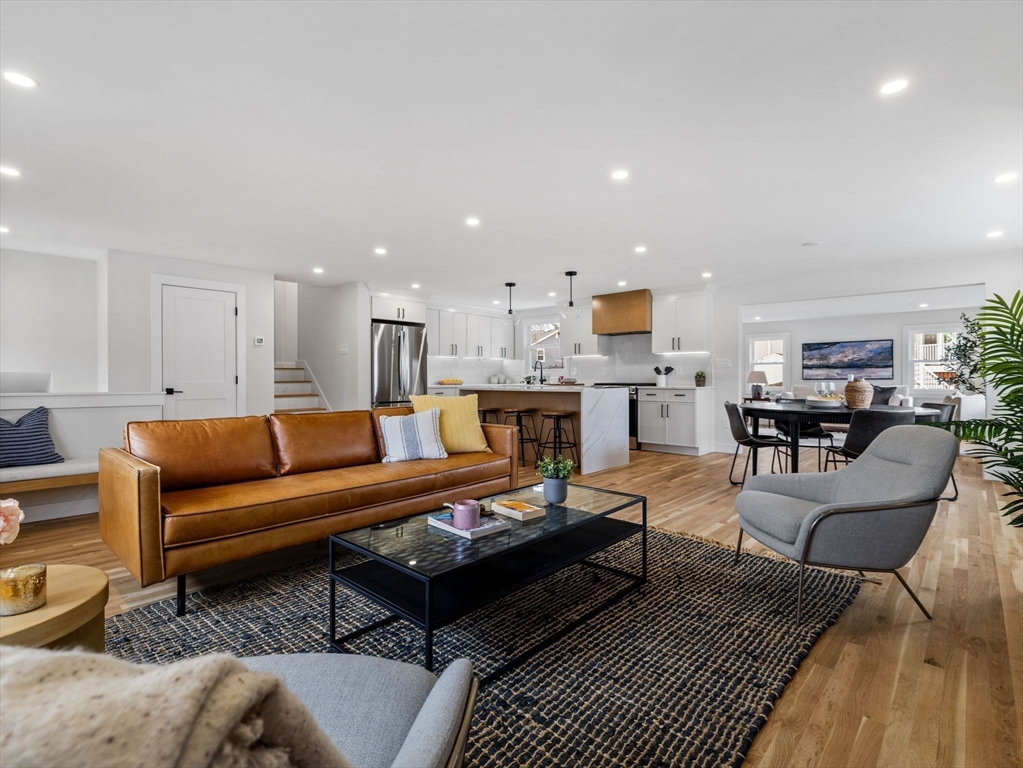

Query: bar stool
[537,410,580,467]
[503,408,539,467]
[477,408,499,424]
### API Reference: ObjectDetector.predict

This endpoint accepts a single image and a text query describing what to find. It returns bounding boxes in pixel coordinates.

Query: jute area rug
[107,529,860,768]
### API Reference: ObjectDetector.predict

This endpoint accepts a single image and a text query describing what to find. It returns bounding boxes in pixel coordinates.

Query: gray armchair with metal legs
[733,425,959,626]
[920,402,960,501]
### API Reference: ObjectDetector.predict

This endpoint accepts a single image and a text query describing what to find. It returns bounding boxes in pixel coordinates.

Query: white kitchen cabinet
[465,315,492,358]
[371,296,427,324]
[491,319,514,359]
[637,387,714,455]
[425,309,439,356]
[561,300,599,356]
[434,311,467,357]
[426,386,461,397]
[651,293,710,354]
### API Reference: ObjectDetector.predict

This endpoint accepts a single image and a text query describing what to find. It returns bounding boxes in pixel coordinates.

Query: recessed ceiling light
[634,246,647,254]
[880,79,909,95]
[548,292,557,297]
[313,267,324,273]
[994,172,1018,184]
[987,230,1004,238]
[618,281,627,286]
[702,272,712,278]
[449,308,456,312]
[3,72,38,88]
[493,300,500,304]
[919,303,928,308]
[374,247,387,256]
[0,166,21,177]
[754,316,762,320]
[801,241,820,247]
[611,169,629,181]
[466,217,480,227]
[0,227,8,233]
[411,283,420,289]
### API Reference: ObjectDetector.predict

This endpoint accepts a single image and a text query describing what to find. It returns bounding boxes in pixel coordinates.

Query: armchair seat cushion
[735,490,820,544]
[162,453,511,546]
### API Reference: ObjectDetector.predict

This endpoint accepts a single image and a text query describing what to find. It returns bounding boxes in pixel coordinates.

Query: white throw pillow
[379,408,448,463]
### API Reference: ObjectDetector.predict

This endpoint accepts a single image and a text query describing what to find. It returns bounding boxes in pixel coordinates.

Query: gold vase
[844,378,874,410]
[0,563,47,616]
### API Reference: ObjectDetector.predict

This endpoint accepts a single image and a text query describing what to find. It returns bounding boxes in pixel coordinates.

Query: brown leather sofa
[98,408,518,613]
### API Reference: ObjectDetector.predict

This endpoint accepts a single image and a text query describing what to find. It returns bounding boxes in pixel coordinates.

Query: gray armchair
[734,425,959,626]
[244,654,478,768]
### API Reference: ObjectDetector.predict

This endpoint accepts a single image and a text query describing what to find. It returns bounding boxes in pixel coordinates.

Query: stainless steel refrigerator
[371,321,428,408]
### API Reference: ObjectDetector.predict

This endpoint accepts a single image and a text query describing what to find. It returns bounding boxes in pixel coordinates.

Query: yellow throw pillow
[410,394,491,454]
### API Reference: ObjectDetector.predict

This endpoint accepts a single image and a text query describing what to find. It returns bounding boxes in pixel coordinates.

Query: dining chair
[921,402,960,501]
[773,398,836,472]
[735,425,959,626]
[822,408,915,471]
[724,402,791,487]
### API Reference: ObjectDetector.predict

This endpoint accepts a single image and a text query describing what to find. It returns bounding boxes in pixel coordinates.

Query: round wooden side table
[0,564,109,653]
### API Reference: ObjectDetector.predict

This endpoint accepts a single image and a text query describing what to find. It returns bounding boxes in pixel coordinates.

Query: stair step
[274,407,327,413]
[274,366,303,370]
[274,379,313,384]
[275,392,318,398]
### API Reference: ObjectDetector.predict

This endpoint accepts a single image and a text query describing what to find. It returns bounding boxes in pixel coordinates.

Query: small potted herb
[536,454,574,504]
[694,371,707,387]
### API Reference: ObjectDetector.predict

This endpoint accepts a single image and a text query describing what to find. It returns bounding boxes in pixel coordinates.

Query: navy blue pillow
[0,406,65,468]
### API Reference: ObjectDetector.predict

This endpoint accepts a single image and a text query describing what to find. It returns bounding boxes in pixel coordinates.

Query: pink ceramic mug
[446,499,481,530]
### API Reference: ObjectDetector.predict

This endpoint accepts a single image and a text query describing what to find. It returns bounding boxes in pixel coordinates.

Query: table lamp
[747,370,768,399]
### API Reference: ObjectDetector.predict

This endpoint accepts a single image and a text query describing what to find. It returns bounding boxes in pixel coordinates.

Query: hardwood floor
[1,448,1019,768]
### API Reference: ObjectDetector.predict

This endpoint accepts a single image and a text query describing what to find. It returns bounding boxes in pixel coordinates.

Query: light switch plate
[714,358,732,368]
[339,344,349,355]
[253,336,265,347]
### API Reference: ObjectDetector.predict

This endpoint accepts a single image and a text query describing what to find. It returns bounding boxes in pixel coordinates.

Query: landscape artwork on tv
[802,339,894,380]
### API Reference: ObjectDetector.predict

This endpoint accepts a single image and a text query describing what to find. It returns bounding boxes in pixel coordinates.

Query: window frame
[903,322,964,399]
[745,331,790,393]
[527,317,565,369]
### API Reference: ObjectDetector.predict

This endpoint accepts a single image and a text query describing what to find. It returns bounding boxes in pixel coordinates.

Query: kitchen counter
[458,385,629,474]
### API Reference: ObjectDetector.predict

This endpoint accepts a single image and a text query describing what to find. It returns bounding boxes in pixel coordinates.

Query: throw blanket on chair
[0,646,353,768]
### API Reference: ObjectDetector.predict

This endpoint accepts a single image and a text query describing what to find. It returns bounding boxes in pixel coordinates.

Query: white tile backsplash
[567,334,711,386]
[427,356,526,385]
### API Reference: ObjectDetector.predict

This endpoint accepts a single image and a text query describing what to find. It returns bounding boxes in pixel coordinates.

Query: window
[909,329,959,393]
[529,321,563,369]
[746,333,789,391]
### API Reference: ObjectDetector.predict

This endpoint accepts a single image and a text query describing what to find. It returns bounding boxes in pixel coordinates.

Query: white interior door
[162,285,237,420]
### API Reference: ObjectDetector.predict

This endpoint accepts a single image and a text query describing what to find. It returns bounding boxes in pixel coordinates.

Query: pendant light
[559,270,582,319]
[502,282,521,326]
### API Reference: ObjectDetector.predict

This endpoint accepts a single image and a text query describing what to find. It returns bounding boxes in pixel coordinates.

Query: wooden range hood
[591,288,652,335]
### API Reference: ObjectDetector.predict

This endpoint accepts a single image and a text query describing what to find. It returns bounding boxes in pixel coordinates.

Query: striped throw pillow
[379,408,448,463]
[0,407,64,468]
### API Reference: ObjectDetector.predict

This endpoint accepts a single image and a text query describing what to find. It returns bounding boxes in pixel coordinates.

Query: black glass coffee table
[329,484,646,684]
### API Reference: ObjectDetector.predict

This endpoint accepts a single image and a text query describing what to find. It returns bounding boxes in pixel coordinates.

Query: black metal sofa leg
[177,574,187,616]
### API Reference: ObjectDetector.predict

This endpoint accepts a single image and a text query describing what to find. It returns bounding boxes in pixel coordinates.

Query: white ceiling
[1,0,1020,311]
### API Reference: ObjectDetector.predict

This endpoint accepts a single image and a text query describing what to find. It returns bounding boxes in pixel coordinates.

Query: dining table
[739,401,942,474]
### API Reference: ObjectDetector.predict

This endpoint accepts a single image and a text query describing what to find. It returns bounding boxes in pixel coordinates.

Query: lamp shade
[746,370,769,385]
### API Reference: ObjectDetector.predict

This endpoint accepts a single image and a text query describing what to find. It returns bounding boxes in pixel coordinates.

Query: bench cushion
[0,458,99,484]
[125,416,277,492]
[161,453,510,546]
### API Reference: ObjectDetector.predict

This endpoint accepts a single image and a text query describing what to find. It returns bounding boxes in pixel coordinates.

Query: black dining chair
[773,398,836,472]
[822,408,916,471]
[724,402,791,487]
[921,402,960,501]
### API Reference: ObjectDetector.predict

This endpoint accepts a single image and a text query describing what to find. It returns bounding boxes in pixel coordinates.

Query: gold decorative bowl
[0,563,47,616]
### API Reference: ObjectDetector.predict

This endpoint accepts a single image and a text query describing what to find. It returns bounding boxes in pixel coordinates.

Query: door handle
[165,388,183,395]
[666,404,669,417]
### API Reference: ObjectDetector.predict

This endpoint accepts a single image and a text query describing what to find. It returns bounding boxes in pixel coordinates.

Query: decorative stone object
[845,377,874,410]
[0,563,47,616]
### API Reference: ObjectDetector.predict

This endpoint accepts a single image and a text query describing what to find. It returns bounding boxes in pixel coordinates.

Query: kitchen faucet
[532,360,546,384]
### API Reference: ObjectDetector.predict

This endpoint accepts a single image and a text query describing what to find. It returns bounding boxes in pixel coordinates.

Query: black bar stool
[503,408,539,467]
[477,408,499,424]
[537,410,580,467]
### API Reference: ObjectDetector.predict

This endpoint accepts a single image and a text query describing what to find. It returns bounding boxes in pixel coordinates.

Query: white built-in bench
[0,392,165,519]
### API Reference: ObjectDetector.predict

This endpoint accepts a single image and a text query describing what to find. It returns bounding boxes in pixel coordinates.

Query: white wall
[274,280,298,364]
[338,282,372,411]
[0,248,99,392]
[105,249,276,415]
[710,249,1023,451]
[296,283,344,410]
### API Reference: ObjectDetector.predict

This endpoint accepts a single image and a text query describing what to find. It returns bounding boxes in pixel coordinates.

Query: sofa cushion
[409,395,490,454]
[735,490,820,544]
[161,453,510,546]
[0,407,64,468]
[379,409,447,463]
[270,411,379,476]
[125,416,277,492]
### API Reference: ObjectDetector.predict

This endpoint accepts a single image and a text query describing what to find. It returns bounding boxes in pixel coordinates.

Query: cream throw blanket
[0,646,353,768]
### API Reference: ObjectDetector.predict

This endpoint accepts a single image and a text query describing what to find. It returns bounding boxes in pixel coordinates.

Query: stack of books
[492,499,546,521]
[428,512,510,539]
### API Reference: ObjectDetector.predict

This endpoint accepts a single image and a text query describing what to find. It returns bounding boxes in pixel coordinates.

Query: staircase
[274,363,327,413]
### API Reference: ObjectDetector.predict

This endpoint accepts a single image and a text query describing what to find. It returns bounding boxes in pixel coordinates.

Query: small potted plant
[536,455,574,504]
[694,371,707,387]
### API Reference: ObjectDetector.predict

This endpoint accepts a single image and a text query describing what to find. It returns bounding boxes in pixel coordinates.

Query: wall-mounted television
[802,339,894,380]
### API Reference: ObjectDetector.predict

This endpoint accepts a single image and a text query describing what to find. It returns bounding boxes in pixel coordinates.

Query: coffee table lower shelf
[330,515,646,684]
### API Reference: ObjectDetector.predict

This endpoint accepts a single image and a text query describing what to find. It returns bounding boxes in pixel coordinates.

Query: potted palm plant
[536,455,574,504]
[932,291,1022,527]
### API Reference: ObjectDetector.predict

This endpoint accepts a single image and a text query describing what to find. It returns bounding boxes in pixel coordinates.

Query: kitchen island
[458,385,629,474]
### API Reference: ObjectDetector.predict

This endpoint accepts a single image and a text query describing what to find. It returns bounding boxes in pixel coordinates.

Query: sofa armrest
[392,659,477,768]
[480,423,519,489]
[98,447,165,587]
